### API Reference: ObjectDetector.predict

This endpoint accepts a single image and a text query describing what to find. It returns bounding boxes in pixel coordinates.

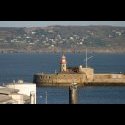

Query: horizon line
[0,24,125,28]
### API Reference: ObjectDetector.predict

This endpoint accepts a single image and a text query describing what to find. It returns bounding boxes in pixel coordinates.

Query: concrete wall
[6,83,36,104]
[92,74,125,85]
[34,73,125,86]
[34,73,86,85]
[79,68,94,81]
[94,74,125,79]
[9,94,24,104]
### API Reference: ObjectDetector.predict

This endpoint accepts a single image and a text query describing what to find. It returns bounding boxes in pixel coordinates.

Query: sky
[0,21,125,27]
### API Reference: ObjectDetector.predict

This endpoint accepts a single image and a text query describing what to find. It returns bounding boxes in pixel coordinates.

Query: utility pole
[45,91,48,104]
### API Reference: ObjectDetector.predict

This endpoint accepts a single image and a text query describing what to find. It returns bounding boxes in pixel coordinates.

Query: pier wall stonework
[94,74,125,79]
[33,73,86,86]
[33,73,125,86]
[79,68,94,81]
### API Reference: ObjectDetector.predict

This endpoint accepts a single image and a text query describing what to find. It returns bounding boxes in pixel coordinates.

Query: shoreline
[0,50,125,54]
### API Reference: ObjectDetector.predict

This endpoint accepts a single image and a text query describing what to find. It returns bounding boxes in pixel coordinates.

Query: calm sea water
[0,52,125,104]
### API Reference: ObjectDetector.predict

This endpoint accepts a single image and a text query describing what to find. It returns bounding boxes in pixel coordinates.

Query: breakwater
[33,73,125,86]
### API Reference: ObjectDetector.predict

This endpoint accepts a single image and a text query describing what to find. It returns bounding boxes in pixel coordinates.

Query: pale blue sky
[0,21,125,27]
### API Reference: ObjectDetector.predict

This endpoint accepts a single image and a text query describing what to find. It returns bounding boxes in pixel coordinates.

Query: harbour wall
[33,73,125,86]
[33,73,86,86]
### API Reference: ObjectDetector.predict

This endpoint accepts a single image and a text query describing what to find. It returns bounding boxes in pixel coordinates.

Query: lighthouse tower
[60,54,67,72]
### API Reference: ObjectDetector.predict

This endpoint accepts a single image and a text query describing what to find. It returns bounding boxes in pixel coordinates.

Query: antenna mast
[86,48,87,68]
[85,48,93,68]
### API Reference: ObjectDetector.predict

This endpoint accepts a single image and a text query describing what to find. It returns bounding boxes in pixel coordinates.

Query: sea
[0,52,125,104]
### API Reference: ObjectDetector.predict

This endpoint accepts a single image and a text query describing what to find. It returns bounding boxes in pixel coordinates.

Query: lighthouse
[60,54,67,72]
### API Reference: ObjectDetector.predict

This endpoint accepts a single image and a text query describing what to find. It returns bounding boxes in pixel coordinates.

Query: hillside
[0,26,125,53]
